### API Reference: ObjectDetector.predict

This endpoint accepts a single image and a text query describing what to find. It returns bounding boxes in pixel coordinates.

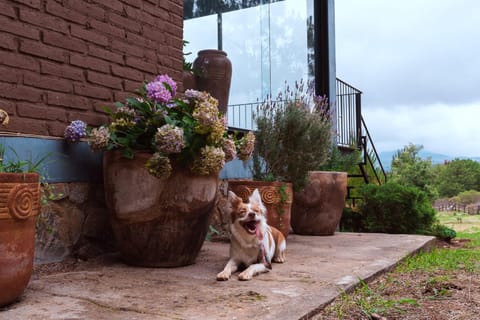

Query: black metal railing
[226,78,387,186]
[335,78,362,149]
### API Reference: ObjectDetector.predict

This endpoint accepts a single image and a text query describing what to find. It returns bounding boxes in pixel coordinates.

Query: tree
[390,143,437,200]
[435,159,480,198]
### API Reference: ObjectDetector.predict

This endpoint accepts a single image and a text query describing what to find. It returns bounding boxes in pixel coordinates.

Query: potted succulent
[229,79,332,238]
[65,75,254,267]
[0,109,45,306]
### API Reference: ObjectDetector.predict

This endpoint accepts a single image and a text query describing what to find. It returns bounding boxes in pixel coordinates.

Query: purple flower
[146,81,172,104]
[145,74,177,104]
[64,120,87,142]
[153,74,177,96]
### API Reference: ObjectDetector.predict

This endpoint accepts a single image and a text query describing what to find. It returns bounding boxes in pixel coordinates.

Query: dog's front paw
[238,271,253,281]
[216,271,231,281]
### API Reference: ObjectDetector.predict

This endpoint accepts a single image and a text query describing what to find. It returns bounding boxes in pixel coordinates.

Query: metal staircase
[336,78,387,205]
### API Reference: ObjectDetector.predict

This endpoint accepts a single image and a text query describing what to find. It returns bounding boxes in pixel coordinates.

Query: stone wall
[0,0,183,136]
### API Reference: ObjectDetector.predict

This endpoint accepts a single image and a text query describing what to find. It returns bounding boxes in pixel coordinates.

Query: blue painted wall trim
[0,136,252,182]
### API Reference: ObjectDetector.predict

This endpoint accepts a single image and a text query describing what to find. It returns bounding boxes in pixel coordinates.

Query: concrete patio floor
[0,232,435,320]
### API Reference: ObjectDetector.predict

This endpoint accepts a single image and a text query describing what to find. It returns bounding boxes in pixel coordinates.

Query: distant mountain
[378,150,480,172]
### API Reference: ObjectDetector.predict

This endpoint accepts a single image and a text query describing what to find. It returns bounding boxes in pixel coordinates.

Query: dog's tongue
[256,226,263,240]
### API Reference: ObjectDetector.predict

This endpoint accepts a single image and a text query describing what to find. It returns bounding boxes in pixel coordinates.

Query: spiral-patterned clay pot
[228,180,292,238]
[103,151,219,267]
[0,173,41,307]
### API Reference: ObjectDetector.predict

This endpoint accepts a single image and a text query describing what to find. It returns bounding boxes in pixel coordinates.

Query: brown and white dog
[216,189,286,281]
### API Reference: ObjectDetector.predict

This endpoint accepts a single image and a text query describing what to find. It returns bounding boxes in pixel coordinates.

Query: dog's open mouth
[242,220,259,235]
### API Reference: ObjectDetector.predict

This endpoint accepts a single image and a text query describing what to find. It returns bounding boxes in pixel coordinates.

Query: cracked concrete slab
[0,232,435,320]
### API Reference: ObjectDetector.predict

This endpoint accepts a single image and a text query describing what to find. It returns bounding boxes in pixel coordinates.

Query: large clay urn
[103,151,219,267]
[0,173,41,306]
[193,49,232,114]
[228,180,292,238]
[292,171,347,235]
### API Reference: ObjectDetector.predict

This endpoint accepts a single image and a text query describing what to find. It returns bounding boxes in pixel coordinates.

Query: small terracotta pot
[292,171,347,235]
[228,180,292,238]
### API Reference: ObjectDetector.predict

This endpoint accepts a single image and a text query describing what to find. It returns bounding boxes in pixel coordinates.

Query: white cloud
[363,102,480,157]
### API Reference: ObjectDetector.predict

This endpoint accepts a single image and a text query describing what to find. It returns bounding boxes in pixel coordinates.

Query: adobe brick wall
[0,0,183,136]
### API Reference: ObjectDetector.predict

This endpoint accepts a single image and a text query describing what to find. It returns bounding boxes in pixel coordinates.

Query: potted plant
[292,145,360,235]
[229,79,333,238]
[66,75,254,267]
[0,109,44,306]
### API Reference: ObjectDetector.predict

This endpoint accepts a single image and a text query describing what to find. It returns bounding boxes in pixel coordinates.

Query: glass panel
[184,0,314,129]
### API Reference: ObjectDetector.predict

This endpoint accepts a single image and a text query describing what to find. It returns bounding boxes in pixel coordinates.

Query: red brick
[109,12,141,33]
[121,0,142,9]
[93,100,114,113]
[111,40,143,58]
[70,53,110,73]
[89,20,125,39]
[41,61,84,81]
[1,51,39,71]
[0,82,42,102]
[87,71,123,89]
[0,65,22,83]
[47,92,90,109]
[71,25,109,47]
[0,99,16,114]
[88,45,124,64]
[0,2,16,18]
[114,90,134,102]
[73,83,111,100]
[46,0,88,25]
[47,121,68,137]
[43,30,87,53]
[24,72,72,93]
[143,2,169,20]
[19,39,67,62]
[0,32,16,50]
[4,117,48,135]
[0,15,40,40]
[12,0,41,9]
[19,9,69,34]
[124,6,155,26]
[125,56,156,73]
[17,103,67,121]
[142,25,166,43]
[65,0,105,20]
[67,111,108,126]
[125,32,157,50]
[124,80,141,92]
[95,0,123,12]
[111,65,144,81]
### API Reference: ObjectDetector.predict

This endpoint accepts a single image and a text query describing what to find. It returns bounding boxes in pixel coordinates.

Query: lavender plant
[252,79,333,191]
[66,75,254,179]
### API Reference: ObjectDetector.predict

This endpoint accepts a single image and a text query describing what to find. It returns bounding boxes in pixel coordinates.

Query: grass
[318,211,480,319]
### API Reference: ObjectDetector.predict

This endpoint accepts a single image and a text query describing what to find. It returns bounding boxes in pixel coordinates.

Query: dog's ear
[249,189,267,214]
[228,191,243,209]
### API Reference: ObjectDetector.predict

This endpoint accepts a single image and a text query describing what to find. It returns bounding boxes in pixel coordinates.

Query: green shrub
[428,224,457,242]
[339,207,366,232]
[357,181,437,234]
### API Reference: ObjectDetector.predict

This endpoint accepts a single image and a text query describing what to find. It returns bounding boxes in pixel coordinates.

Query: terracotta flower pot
[103,151,219,267]
[193,49,232,114]
[292,171,347,235]
[182,70,196,91]
[228,180,292,238]
[0,173,41,307]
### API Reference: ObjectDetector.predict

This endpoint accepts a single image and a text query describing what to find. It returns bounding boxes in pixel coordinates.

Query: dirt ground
[313,239,480,320]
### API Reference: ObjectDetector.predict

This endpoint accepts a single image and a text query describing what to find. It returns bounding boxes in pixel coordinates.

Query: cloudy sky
[335,0,480,157]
